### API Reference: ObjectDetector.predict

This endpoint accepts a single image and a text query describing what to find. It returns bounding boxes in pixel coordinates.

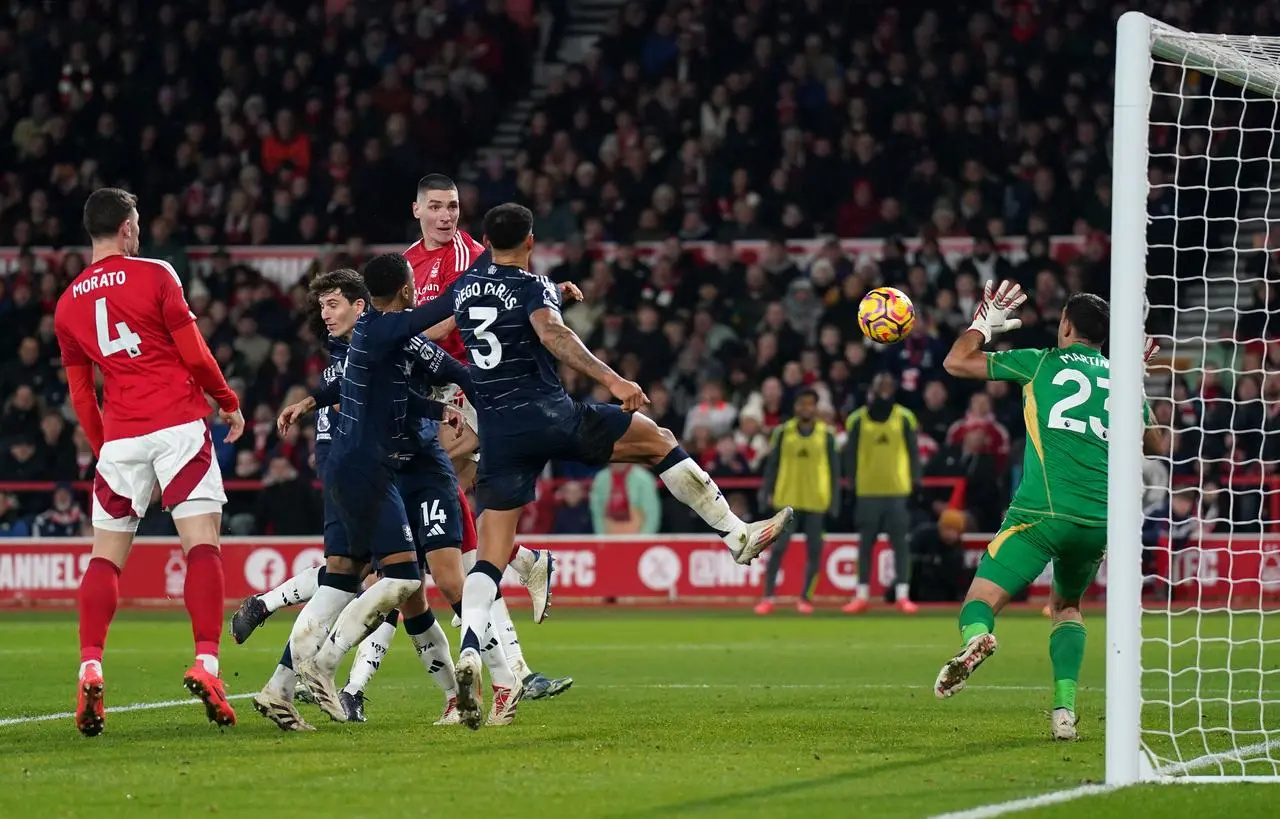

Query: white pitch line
[925,784,1119,819]
[0,692,255,728]
[1155,737,1280,777]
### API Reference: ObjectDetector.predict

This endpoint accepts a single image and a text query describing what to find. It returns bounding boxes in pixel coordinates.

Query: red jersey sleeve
[55,308,90,367]
[155,261,197,332]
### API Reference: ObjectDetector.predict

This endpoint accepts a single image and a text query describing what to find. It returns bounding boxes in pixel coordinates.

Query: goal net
[1111,12,1280,784]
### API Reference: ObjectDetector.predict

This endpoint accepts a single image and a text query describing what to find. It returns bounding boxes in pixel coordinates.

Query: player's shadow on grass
[608,739,1044,818]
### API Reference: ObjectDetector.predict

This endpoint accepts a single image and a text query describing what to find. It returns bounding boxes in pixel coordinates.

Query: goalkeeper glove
[968,280,1027,343]
[1143,336,1160,372]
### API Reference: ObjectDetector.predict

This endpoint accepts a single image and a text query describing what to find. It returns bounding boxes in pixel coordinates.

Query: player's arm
[405,335,474,393]
[56,321,104,457]
[843,414,860,496]
[826,427,842,516]
[760,427,783,509]
[158,266,244,442]
[943,280,1028,381]
[1143,427,1166,456]
[407,389,464,432]
[903,414,923,490]
[425,316,456,341]
[527,282,648,411]
[277,379,339,435]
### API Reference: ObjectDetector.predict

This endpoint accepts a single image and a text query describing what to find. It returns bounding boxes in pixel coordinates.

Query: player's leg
[1045,525,1106,741]
[844,499,883,614]
[885,498,917,613]
[231,564,325,644]
[155,420,236,726]
[608,409,791,564]
[76,438,152,736]
[797,511,825,613]
[253,641,315,732]
[756,517,793,615]
[935,513,1049,699]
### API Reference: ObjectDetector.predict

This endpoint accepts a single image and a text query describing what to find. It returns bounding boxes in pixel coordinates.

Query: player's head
[794,388,819,422]
[83,187,140,255]
[483,203,534,259]
[413,174,459,248]
[1060,293,1109,349]
[362,253,414,311]
[309,267,369,338]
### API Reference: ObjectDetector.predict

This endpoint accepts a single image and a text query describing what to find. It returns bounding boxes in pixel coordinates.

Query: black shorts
[323,461,416,561]
[394,443,462,557]
[476,401,632,511]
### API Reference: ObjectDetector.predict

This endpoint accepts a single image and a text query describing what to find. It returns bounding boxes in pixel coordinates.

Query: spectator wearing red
[261,110,310,177]
[683,382,738,440]
[946,392,1011,470]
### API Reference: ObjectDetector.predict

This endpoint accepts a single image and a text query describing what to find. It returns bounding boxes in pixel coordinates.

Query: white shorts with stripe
[92,420,227,532]
[436,383,479,463]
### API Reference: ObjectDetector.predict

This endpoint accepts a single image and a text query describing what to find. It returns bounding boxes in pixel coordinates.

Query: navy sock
[382,560,420,581]
[317,566,327,585]
[279,642,293,670]
[471,560,503,584]
[462,628,481,654]
[402,610,436,635]
[451,600,463,617]
[384,608,401,628]
[654,446,690,474]
[322,571,359,594]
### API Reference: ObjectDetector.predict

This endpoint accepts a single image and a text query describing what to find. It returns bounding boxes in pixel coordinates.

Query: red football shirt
[54,255,213,442]
[405,229,484,362]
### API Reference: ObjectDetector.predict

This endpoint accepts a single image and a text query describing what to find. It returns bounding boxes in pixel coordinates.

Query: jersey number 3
[95,297,143,358]
[468,306,503,370]
[1047,369,1109,440]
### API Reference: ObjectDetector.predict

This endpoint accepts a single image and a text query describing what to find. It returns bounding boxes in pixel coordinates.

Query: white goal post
[1110,11,1280,785]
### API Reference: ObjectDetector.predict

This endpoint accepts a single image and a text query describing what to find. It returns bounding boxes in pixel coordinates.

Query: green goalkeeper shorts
[974,508,1107,601]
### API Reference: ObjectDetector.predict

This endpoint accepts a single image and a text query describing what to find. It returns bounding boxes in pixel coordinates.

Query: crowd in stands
[0,0,1275,540]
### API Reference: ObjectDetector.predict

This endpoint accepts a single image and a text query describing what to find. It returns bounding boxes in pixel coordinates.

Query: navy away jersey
[452,262,573,433]
[313,335,348,473]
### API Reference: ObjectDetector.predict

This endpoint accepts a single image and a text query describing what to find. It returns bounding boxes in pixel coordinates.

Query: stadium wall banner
[0,534,1125,608]
[0,236,1087,289]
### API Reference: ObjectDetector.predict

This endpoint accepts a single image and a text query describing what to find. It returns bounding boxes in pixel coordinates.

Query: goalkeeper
[934,280,1163,741]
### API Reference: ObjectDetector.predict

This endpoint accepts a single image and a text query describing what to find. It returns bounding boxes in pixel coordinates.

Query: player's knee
[326,555,362,575]
[1049,592,1083,623]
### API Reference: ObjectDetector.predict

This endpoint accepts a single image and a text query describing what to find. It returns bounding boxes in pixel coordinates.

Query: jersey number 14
[95,297,143,358]
[1047,368,1109,441]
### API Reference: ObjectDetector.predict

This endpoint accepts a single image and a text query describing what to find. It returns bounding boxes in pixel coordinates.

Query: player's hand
[968,280,1027,343]
[611,379,649,412]
[558,282,584,303]
[442,404,465,434]
[277,400,310,436]
[1143,336,1161,373]
[220,408,245,444]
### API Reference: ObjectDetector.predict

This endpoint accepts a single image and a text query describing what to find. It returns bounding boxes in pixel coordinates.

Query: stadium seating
[0,0,1269,539]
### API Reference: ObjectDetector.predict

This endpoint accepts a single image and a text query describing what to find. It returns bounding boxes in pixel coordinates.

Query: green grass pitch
[0,609,1277,818]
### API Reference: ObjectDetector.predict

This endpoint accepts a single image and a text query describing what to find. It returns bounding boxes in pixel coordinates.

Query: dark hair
[796,388,820,404]
[483,203,534,251]
[1063,292,1109,345]
[83,187,138,240]
[308,267,370,307]
[361,253,412,300]
[417,174,457,193]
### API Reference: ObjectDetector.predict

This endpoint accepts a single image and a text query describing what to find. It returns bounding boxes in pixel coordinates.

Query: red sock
[459,488,477,555]
[183,544,224,659]
[79,557,120,664]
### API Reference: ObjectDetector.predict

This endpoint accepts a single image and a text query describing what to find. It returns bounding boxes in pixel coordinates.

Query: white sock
[266,663,296,700]
[344,621,396,695]
[264,565,321,613]
[480,618,518,688]
[658,456,747,547]
[489,596,529,679]
[510,546,536,581]
[288,585,357,667]
[895,582,910,602]
[406,617,457,698]
[856,584,870,602]
[196,653,220,677]
[79,660,102,678]
[460,570,498,659]
[314,577,420,674]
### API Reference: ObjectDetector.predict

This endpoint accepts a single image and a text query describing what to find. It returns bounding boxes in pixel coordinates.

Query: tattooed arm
[529,307,648,411]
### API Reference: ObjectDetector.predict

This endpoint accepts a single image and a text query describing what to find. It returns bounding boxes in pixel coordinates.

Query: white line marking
[926,784,1119,819]
[1155,737,1280,777]
[0,693,255,728]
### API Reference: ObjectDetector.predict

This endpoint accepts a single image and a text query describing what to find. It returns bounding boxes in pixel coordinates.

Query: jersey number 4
[95,297,143,358]
[468,306,503,370]
[1047,369,1109,441]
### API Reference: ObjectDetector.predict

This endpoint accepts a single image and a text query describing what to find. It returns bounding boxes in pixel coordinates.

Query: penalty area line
[0,692,256,728]
[925,784,1120,819]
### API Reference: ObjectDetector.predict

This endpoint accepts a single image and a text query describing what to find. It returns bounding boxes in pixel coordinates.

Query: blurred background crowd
[0,0,1277,545]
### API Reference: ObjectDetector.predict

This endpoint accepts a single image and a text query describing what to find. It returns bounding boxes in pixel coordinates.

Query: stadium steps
[460,0,627,181]
[1176,190,1273,341]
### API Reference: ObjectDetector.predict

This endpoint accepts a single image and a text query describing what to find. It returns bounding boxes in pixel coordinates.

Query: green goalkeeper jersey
[986,343,1135,526]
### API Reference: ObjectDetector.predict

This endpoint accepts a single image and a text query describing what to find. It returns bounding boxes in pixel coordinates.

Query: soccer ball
[857,286,916,344]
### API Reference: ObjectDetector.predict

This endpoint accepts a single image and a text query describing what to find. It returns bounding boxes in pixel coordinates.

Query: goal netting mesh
[1140,19,1280,779]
